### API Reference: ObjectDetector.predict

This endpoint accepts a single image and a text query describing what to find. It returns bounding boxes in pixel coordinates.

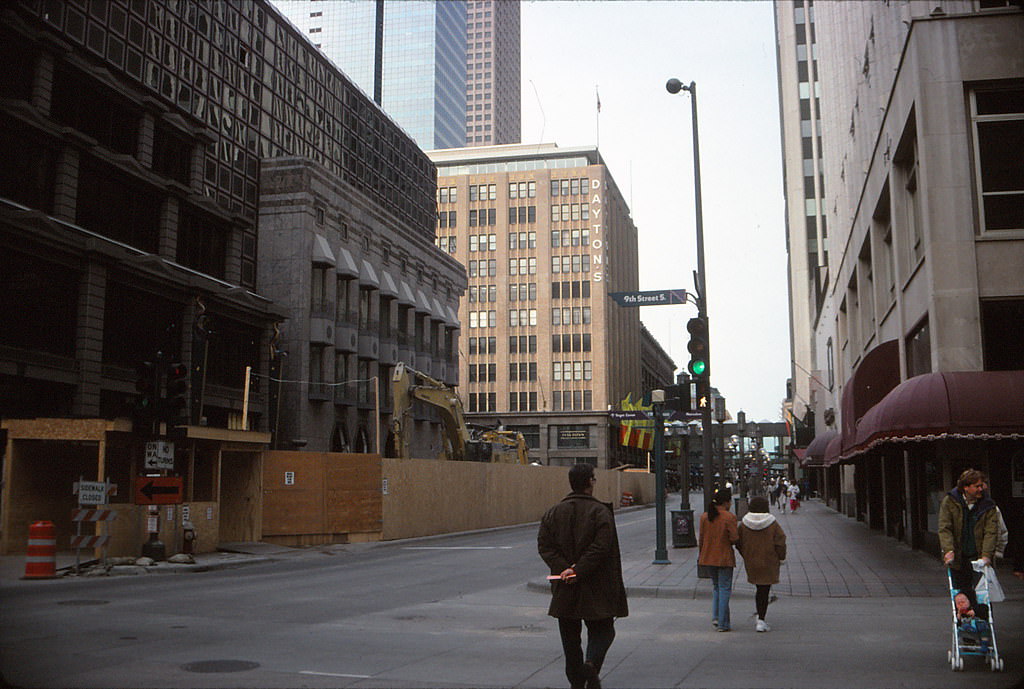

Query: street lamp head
[666,78,693,95]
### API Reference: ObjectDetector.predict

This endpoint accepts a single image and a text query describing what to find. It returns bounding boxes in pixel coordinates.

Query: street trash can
[671,509,697,548]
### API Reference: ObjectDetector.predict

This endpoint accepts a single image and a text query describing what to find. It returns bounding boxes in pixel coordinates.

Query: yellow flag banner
[619,393,653,450]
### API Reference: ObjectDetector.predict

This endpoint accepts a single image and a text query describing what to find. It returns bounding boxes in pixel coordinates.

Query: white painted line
[402,546,513,550]
[300,670,372,678]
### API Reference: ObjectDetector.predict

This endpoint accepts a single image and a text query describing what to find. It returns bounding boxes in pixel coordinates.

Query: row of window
[506,392,539,412]
[552,281,592,299]
[467,285,498,303]
[551,203,590,223]
[435,204,587,230]
[469,208,497,226]
[550,390,593,412]
[469,184,497,201]
[467,336,498,355]
[551,255,592,274]
[435,229,589,252]
[551,307,593,326]
[466,360,592,384]
[553,361,594,381]
[466,308,593,328]
[467,334,590,357]
[551,178,590,197]
[509,362,538,382]
[465,230,540,251]
[437,181,542,204]
[468,363,497,382]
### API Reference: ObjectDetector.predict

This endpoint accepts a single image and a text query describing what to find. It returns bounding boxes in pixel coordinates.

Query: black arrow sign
[140,481,179,500]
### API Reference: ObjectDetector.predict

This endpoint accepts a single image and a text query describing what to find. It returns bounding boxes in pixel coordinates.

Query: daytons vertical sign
[591,177,609,282]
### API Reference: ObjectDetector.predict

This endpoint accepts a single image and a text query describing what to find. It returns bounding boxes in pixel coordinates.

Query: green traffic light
[689,359,706,376]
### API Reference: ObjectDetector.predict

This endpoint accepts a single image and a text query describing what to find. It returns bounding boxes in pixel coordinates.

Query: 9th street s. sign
[609,289,688,307]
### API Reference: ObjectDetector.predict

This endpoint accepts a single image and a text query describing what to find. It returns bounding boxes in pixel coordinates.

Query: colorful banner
[618,393,653,450]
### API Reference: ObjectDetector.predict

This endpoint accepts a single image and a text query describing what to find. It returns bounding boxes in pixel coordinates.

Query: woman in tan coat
[698,488,739,631]
[737,496,787,632]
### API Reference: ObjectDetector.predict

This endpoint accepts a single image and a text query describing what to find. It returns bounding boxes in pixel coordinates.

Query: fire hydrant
[182,521,197,555]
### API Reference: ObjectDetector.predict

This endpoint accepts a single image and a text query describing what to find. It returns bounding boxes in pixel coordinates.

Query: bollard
[23,521,58,579]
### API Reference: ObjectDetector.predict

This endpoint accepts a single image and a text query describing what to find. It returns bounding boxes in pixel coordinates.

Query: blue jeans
[710,566,734,630]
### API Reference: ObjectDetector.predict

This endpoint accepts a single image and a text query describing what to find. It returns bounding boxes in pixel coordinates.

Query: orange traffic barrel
[23,521,57,579]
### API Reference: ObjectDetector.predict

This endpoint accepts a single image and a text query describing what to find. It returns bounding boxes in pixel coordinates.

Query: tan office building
[428,144,651,468]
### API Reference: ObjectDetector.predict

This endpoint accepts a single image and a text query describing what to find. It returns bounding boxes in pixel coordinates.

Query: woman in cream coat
[737,496,787,632]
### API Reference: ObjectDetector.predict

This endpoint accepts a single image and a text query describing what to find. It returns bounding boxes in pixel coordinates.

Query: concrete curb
[527,578,702,599]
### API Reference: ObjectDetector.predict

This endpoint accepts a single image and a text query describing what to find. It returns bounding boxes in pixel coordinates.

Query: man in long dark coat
[538,463,628,689]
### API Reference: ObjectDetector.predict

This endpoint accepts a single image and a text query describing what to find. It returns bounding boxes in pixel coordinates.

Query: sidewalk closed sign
[144,441,174,470]
[75,481,107,506]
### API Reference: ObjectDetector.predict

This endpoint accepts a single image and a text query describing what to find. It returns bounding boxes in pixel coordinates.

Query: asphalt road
[2,504,1021,689]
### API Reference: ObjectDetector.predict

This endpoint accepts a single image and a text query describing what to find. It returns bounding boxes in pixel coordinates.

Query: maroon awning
[823,433,843,466]
[801,429,838,467]
[840,340,901,457]
[844,371,1024,458]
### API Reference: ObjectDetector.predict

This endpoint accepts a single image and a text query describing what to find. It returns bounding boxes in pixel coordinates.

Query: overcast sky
[520,0,789,422]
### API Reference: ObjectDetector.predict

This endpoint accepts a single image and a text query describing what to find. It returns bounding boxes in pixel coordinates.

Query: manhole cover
[57,600,109,606]
[182,660,260,673]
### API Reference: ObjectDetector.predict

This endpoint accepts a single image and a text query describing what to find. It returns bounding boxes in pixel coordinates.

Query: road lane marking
[300,671,372,678]
[402,546,514,550]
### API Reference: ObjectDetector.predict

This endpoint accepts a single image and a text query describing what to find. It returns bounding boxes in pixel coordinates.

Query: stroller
[947,566,1004,672]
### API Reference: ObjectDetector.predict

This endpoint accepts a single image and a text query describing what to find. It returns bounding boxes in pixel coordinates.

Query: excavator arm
[391,362,471,460]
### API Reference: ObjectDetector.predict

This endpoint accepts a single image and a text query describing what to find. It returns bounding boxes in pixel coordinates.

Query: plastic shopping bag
[986,565,1006,603]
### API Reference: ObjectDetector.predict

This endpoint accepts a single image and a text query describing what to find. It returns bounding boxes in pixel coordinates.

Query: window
[906,317,931,378]
[972,88,1024,231]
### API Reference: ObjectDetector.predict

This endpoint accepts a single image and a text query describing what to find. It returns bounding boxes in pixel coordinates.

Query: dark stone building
[0,0,443,554]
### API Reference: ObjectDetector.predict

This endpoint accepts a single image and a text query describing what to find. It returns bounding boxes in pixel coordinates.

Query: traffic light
[686,317,709,379]
[134,360,158,419]
[163,361,188,426]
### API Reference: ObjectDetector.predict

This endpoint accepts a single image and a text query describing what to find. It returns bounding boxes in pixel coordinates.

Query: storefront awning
[311,234,335,267]
[360,260,379,288]
[336,248,359,278]
[844,371,1024,459]
[801,429,838,468]
[840,339,901,457]
[379,270,399,298]
[399,282,417,307]
[823,433,843,466]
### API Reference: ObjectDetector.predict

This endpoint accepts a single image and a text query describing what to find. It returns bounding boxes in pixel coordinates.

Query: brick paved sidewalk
[616,495,1015,600]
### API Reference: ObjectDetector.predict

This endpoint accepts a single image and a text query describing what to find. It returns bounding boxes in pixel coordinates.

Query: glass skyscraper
[276,0,468,150]
[274,0,520,149]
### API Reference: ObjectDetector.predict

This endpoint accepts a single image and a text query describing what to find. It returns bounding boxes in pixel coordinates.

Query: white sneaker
[756,619,770,632]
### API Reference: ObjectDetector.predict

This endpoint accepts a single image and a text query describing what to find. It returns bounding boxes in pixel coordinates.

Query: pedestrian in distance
[787,482,801,512]
[538,463,628,689]
[698,487,739,632]
[737,496,787,632]
[938,469,999,607]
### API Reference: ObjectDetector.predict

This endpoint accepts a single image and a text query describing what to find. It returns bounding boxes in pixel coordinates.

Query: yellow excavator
[390,362,528,464]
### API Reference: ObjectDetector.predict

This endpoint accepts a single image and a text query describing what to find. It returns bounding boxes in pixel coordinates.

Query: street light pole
[652,392,669,564]
[667,78,713,510]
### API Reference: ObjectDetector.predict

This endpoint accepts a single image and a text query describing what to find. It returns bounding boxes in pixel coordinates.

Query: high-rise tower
[275,0,521,150]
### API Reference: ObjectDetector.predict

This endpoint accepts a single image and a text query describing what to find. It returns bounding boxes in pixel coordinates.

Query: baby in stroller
[953,591,991,647]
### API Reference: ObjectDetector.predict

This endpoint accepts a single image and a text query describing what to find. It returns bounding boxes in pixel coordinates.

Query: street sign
[609,289,688,307]
[609,410,649,421]
[144,441,175,470]
[134,476,183,505]
[74,481,109,506]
